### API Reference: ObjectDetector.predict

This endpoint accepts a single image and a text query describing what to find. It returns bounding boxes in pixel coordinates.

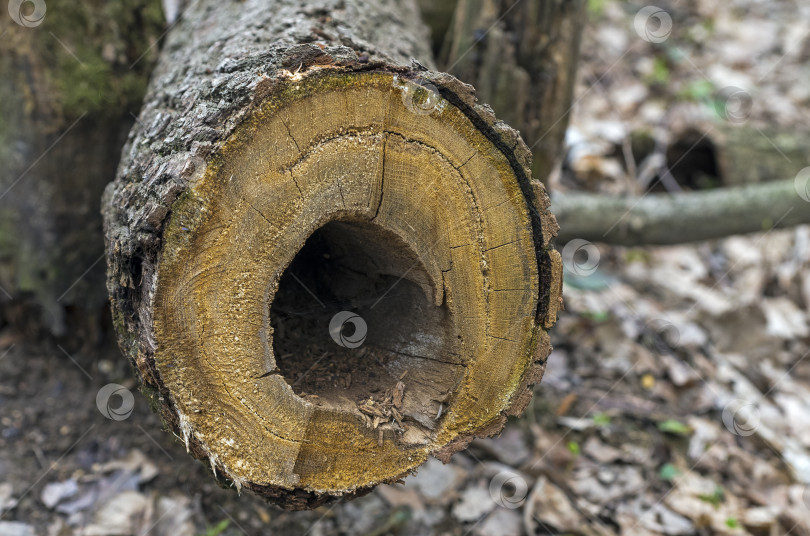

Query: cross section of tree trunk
[102,0,561,509]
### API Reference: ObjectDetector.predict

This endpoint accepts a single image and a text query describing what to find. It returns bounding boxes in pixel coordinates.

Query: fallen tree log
[102,0,562,509]
[553,178,810,246]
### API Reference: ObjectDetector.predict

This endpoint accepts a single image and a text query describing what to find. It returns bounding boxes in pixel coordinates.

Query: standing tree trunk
[0,0,164,337]
[417,0,459,56]
[102,0,562,509]
[439,0,587,183]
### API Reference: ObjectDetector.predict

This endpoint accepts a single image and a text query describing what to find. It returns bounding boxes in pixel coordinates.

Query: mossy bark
[0,0,164,335]
[102,0,560,509]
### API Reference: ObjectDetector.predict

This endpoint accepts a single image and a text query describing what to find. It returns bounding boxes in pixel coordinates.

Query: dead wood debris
[358,380,408,441]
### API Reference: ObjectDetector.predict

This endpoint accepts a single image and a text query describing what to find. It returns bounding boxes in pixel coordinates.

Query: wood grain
[102,0,560,508]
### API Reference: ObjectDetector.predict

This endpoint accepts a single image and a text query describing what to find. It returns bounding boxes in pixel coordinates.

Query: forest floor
[2,0,810,534]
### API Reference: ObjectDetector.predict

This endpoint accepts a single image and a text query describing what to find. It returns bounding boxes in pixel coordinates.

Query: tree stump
[102,0,562,509]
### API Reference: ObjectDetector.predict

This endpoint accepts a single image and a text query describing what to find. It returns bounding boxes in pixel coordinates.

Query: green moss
[645,56,671,86]
[587,0,607,18]
[698,485,725,508]
[139,380,165,415]
[34,0,165,118]
[110,304,136,351]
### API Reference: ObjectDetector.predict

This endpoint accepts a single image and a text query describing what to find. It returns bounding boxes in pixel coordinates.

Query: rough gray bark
[439,0,587,182]
[553,179,810,246]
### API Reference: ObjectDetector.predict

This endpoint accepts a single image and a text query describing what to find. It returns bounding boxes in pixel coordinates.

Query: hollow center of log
[270,218,456,413]
[150,73,546,491]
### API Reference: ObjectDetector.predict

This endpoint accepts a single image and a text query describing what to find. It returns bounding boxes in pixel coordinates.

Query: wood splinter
[102,0,561,510]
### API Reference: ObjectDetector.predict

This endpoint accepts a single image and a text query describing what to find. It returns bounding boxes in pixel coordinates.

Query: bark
[553,179,810,246]
[439,0,587,183]
[102,0,561,509]
[0,0,164,336]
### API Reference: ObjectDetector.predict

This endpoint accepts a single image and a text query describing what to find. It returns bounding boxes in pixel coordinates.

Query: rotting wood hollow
[102,0,561,511]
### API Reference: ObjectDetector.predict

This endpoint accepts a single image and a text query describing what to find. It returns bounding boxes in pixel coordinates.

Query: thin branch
[552,179,809,246]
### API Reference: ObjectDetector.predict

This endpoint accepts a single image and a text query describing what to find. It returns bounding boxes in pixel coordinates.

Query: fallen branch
[553,178,810,246]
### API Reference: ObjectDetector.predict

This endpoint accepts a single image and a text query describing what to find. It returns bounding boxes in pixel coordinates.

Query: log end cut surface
[137,68,559,508]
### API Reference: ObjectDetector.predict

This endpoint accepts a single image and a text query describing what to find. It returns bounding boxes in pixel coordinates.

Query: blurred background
[1,0,810,534]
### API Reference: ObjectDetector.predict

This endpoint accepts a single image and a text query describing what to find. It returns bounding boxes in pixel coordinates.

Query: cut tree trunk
[0,0,164,336]
[102,0,562,509]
